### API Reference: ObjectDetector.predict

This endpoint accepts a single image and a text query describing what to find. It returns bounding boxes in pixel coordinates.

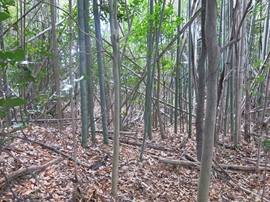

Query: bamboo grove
[0,0,269,200]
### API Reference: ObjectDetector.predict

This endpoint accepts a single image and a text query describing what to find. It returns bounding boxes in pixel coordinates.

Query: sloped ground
[0,121,269,201]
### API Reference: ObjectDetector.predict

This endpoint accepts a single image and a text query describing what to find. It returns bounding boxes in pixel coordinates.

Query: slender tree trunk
[260,48,270,198]
[50,0,63,130]
[174,0,181,134]
[229,0,235,142]
[245,0,257,142]
[188,0,192,138]
[235,0,246,147]
[144,0,154,140]
[108,0,120,198]
[84,0,96,142]
[77,0,89,146]
[19,0,26,115]
[244,76,251,141]
[195,0,207,161]
[68,0,78,183]
[197,0,220,201]
[157,61,166,139]
[93,0,109,144]
[256,1,270,171]
[261,2,270,59]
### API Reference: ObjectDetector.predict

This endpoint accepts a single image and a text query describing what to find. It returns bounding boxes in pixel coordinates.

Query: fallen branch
[96,130,136,135]
[242,158,270,168]
[0,158,62,189]
[218,164,270,171]
[159,158,200,167]
[158,158,270,171]
[11,136,91,168]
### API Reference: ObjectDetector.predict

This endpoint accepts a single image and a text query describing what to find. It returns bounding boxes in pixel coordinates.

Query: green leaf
[18,74,35,84]
[0,97,26,108]
[74,74,89,83]
[263,140,270,153]
[0,110,4,118]
[13,49,25,62]
[23,116,30,123]
[82,74,89,80]
[0,62,6,69]
[0,51,7,60]
[1,137,14,146]
[5,51,14,60]
[0,12,11,22]
[10,124,29,133]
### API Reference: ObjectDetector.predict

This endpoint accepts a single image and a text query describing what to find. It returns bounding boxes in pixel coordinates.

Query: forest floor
[0,119,270,202]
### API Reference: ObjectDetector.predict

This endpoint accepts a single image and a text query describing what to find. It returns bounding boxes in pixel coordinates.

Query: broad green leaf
[7,97,26,108]
[0,99,4,106]
[0,51,7,60]
[0,97,26,108]
[18,74,35,84]
[5,51,14,60]
[0,12,11,22]
[0,110,4,118]
[13,49,25,61]
[0,62,6,69]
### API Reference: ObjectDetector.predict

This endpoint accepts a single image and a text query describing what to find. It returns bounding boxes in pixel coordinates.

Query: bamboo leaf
[0,12,10,22]
[14,49,25,62]
[1,137,14,146]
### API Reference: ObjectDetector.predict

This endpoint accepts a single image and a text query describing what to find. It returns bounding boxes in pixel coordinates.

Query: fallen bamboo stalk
[158,158,270,171]
[0,158,62,189]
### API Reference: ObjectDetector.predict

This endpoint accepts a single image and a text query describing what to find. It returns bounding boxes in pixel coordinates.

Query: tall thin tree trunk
[78,0,89,146]
[144,0,154,140]
[20,0,27,118]
[235,0,246,147]
[234,1,241,146]
[174,0,181,134]
[195,0,206,161]
[244,0,257,142]
[229,0,235,142]
[50,0,63,130]
[157,61,166,139]
[108,0,120,198]
[188,0,192,138]
[93,0,108,144]
[69,0,78,185]
[84,0,96,142]
[197,0,220,201]
[256,0,270,171]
